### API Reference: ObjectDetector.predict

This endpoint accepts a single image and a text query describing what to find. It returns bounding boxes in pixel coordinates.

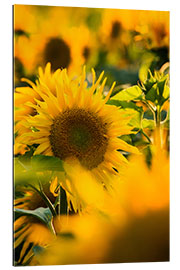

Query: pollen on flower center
[111,21,122,39]
[44,38,71,71]
[49,108,108,170]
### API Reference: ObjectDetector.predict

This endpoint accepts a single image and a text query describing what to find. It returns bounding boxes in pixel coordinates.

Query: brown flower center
[82,46,91,61]
[43,38,71,71]
[111,21,122,39]
[49,108,108,170]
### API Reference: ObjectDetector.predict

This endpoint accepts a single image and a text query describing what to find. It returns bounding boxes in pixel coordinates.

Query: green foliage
[142,119,155,130]
[14,154,64,186]
[107,99,142,111]
[107,67,169,147]
[31,155,64,171]
[14,207,52,225]
[111,85,143,101]
[140,70,169,107]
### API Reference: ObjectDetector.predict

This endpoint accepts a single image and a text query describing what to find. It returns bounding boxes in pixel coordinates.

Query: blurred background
[14,5,169,88]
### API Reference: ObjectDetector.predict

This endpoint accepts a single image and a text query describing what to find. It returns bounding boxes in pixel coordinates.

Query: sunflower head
[16,63,139,211]
[49,107,108,170]
[43,37,71,71]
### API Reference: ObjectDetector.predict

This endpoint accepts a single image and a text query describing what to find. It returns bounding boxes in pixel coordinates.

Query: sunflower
[31,132,169,266]
[64,25,99,74]
[14,5,40,83]
[99,9,139,49]
[14,29,73,77]
[14,6,86,77]
[14,4,39,35]
[98,9,138,68]
[134,10,169,49]
[16,63,139,211]
[14,180,57,265]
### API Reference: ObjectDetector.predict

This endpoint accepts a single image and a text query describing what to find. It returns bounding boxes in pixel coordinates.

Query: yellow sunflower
[14,4,39,35]
[14,6,89,77]
[16,63,139,211]
[14,29,73,77]
[134,10,169,48]
[14,181,57,265]
[30,132,169,266]
[99,9,139,49]
[64,25,99,74]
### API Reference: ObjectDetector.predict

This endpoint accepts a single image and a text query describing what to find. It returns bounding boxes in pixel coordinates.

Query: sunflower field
[13,5,170,266]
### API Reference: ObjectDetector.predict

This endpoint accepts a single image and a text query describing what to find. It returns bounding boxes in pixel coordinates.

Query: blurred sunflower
[14,30,73,77]
[99,9,139,48]
[14,5,39,36]
[14,4,40,83]
[134,10,169,49]
[14,6,92,78]
[30,214,114,266]
[31,208,169,265]
[16,63,139,211]
[65,25,99,73]
[30,131,169,265]
[113,128,169,216]
[14,180,57,265]
[99,9,139,68]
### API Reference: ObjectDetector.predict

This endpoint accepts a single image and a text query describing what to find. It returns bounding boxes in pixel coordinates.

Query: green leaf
[111,86,143,101]
[33,246,44,255]
[14,207,52,225]
[14,154,64,186]
[163,85,170,99]
[142,70,169,107]
[142,119,155,130]
[139,53,157,82]
[119,135,132,144]
[31,155,64,172]
[145,84,157,102]
[129,110,142,129]
[157,75,168,96]
[14,158,37,186]
[107,99,143,112]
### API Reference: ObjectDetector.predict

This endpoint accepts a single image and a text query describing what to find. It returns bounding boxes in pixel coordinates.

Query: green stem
[48,219,56,235]
[142,99,156,125]
[155,105,161,127]
[140,130,152,144]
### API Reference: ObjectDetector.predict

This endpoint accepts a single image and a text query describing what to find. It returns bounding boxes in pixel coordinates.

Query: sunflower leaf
[14,158,37,185]
[142,119,155,130]
[111,85,143,101]
[14,207,52,225]
[107,99,143,112]
[31,155,64,171]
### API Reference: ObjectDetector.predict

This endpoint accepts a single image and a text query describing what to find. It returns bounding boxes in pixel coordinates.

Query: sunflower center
[49,108,108,170]
[43,38,71,71]
[82,46,90,61]
[111,21,122,39]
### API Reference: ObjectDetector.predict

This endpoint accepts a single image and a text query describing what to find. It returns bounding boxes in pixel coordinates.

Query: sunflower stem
[140,129,152,144]
[155,105,161,127]
[154,105,163,148]
[142,99,156,126]
[48,219,56,235]
[38,181,57,217]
